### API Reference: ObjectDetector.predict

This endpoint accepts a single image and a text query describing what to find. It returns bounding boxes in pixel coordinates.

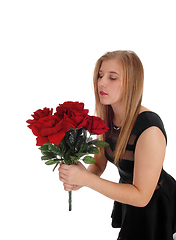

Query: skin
[58,59,166,207]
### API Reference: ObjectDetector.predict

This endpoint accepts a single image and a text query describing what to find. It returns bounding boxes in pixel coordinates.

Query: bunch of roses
[26,101,109,146]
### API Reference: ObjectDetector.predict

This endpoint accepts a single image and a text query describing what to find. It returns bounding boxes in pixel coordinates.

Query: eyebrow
[99,70,120,76]
[109,71,120,75]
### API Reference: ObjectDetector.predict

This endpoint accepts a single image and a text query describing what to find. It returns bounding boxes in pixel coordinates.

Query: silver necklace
[113,125,121,131]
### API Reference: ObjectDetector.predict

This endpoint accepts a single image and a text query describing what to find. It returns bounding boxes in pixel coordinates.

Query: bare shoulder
[139,105,151,113]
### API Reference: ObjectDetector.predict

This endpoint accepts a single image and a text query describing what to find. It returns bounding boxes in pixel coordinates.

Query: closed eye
[98,73,103,79]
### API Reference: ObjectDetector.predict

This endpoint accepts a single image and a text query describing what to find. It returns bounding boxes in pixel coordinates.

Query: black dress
[105,111,176,240]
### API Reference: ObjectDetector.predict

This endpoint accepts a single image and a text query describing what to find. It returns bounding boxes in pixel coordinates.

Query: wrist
[83,170,98,188]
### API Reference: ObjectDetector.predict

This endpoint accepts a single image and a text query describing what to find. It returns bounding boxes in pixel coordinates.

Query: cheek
[112,83,124,102]
[97,81,100,90]
[111,81,123,94]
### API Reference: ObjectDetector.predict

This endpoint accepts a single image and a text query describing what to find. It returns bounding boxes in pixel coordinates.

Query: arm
[87,152,108,177]
[59,127,166,207]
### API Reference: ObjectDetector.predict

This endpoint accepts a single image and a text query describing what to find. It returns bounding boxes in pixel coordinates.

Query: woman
[59,51,176,240]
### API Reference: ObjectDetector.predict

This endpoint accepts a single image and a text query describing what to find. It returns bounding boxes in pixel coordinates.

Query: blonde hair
[93,50,144,164]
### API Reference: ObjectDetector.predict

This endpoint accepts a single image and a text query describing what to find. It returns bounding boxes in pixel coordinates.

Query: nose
[98,75,107,87]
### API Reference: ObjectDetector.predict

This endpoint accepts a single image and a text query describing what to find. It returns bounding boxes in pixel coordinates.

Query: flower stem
[69,191,72,211]
[53,162,59,171]
[53,159,64,171]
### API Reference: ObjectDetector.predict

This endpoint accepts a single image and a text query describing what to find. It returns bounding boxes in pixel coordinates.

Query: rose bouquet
[26,101,109,211]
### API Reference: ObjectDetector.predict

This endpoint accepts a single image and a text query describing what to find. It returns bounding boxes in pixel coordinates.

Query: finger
[63,183,74,191]
[59,164,70,170]
[58,168,68,179]
[59,169,67,178]
[64,186,73,191]
[58,166,68,174]
[59,172,67,182]
[73,185,82,191]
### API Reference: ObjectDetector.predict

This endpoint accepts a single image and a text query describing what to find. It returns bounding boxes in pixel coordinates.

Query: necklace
[113,125,121,131]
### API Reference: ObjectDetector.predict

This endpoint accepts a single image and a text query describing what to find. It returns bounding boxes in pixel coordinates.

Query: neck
[113,105,146,126]
[111,103,124,126]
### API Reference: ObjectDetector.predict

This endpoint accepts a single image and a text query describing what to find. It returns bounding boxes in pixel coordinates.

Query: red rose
[27,108,70,146]
[27,103,109,147]
[27,107,53,125]
[57,101,88,115]
[55,101,89,129]
[86,116,109,135]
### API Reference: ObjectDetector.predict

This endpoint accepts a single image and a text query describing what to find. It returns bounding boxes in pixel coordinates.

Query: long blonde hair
[93,50,144,164]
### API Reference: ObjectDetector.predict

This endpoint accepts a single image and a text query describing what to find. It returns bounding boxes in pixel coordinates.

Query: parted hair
[93,50,144,164]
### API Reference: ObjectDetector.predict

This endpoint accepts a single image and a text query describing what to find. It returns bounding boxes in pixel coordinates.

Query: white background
[1,0,176,239]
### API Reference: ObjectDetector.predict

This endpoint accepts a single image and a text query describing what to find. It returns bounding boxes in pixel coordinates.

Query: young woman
[59,51,176,240]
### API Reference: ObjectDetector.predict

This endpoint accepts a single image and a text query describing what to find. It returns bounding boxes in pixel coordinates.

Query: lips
[99,91,108,96]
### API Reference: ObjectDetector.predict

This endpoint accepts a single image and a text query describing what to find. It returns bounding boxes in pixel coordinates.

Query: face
[97,59,124,108]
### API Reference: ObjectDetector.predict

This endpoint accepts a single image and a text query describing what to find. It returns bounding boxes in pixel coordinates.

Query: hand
[62,183,82,191]
[58,162,89,187]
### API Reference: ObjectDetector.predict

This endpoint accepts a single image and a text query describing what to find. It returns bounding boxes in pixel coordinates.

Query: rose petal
[48,131,66,145]
[36,136,49,146]
[29,124,41,136]
[86,116,109,135]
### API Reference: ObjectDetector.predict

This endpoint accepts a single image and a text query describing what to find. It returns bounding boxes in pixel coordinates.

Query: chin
[100,100,111,106]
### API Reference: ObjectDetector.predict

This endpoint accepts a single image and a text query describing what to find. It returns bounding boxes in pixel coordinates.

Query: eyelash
[98,75,117,81]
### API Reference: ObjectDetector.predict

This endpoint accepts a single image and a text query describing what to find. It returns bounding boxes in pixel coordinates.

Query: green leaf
[43,142,52,145]
[75,152,88,159]
[64,148,72,160]
[68,129,77,144]
[83,156,96,164]
[75,135,85,150]
[94,140,109,148]
[45,160,57,165]
[41,156,53,160]
[70,155,79,163]
[41,151,56,158]
[48,145,62,155]
[39,145,49,151]
[45,159,62,165]
[88,146,99,154]
[64,159,72,165]
[87,139,98,145]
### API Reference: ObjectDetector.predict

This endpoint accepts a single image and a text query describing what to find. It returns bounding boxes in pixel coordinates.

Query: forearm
[87,162,104,177]
[84,172,144,207]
